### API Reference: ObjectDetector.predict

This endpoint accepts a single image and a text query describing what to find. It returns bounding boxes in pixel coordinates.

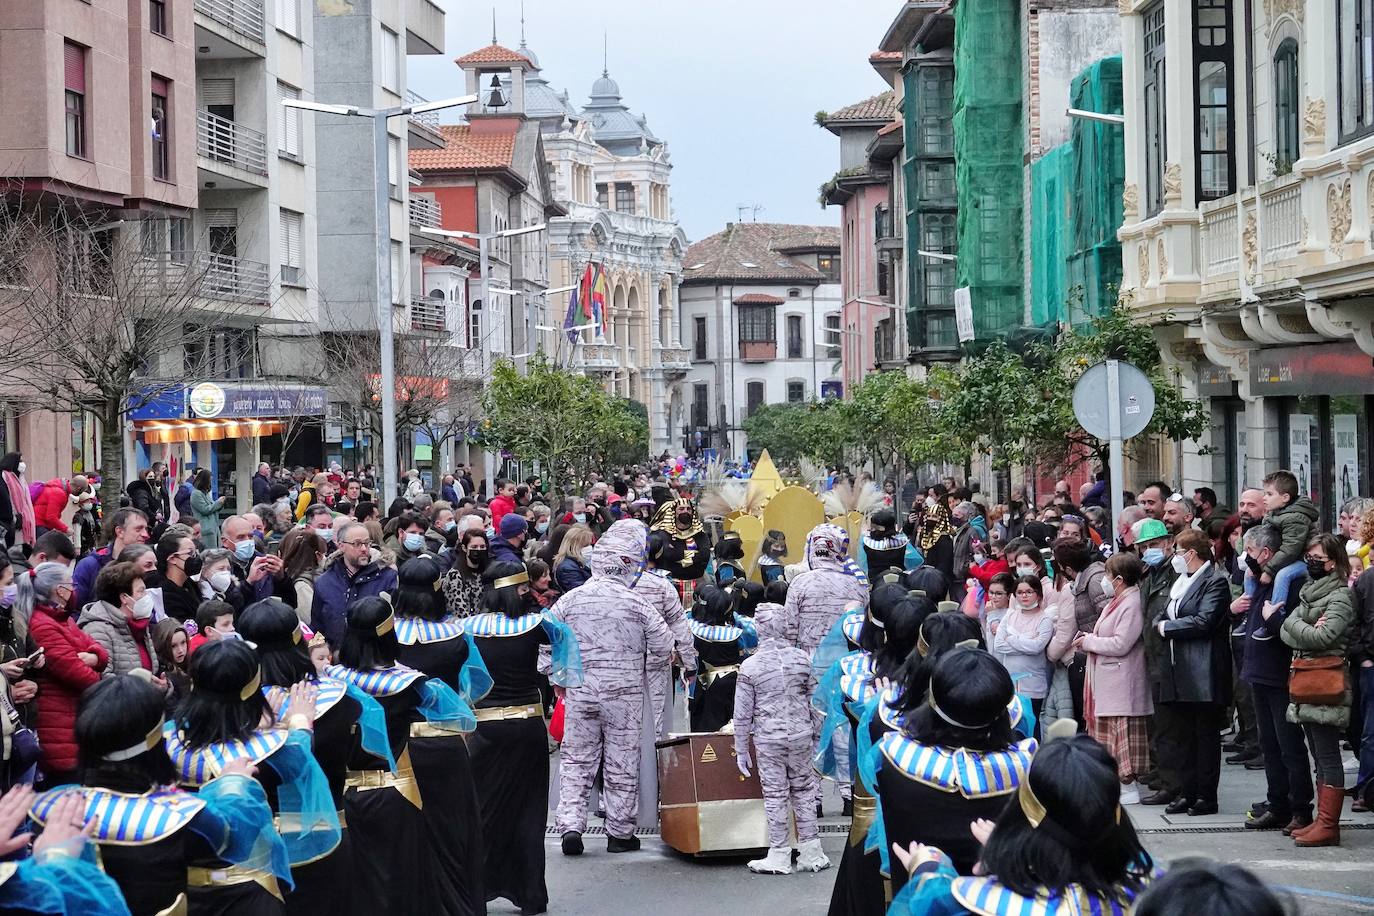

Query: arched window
[1273,39,1299,173]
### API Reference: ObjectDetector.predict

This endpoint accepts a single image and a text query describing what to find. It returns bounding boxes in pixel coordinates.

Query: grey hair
[1343,497,1374,519]
[1244,523,1283,556]
[13,562,73,641]
[200,548,233,569]
[115,544,153,563]
[955,501,978,520]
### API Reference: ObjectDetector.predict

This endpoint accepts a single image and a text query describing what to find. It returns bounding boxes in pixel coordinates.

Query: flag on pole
[562,271,583,345]
[589,264,607,335]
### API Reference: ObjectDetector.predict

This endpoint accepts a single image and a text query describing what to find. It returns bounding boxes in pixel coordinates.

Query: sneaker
[747,847,794,875]
[794,838,832,873]
[561,831,583,856]
[1119,784,1141,805]
[1344,755,1361,773]
[606,834,641,854]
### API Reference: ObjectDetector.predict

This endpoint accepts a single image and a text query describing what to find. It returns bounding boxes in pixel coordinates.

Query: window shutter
[200,78,234,107]
[381,28,399,90]
[151,75,169,97]
[278,83,300,155]
[64,43,86,92]
[279,211,301,268]
[203,209,236,229]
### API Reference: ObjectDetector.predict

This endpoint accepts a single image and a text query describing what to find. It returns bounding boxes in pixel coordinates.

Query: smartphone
[24,648,44,665]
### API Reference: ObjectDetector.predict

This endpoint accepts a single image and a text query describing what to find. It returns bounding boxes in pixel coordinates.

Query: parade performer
[237,599,395,916]
[31,674,288,916]
[546,520,673,857]
[889,733,1156,916]
[636,531,697,738]
[686,584,757,732]
[0,785,132,916]
[650,498,711,606]
[733,602,828,876]
[466,561,583,916]
[325,597,471,914]
[787,524,870,658]
[866,650,1036,891]
[164,639,340,912]
[389,557,490,916]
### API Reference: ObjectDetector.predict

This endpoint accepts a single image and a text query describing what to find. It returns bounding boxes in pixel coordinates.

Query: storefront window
[1330,395,1368,528]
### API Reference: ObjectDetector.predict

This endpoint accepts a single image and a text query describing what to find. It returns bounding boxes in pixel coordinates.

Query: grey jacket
[78,601,161,680]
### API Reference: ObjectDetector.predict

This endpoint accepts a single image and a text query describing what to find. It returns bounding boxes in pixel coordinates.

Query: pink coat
[1080,586,1153,718]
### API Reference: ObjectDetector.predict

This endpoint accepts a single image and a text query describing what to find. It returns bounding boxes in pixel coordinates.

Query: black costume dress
[394,616,489,916]
[464,611,572,915]
[824,653,887,916]
[686,616,754,732]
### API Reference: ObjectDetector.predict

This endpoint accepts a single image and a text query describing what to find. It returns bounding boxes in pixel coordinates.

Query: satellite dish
[1072,361,1155,440]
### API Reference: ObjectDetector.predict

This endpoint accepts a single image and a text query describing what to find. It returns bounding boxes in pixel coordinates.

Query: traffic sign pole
[1107,359,1125,550]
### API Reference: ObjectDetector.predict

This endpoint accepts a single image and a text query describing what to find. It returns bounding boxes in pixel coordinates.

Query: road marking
[1276,886,1374,909]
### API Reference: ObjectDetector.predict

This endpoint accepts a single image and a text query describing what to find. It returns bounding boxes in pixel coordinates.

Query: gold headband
[375,612,395,637]
[916,629,930,657]
[240,669,262,701]
[103,716,165,761]
[1018,779,1047,828]
[291,627,302,645]
[493,571,529,589]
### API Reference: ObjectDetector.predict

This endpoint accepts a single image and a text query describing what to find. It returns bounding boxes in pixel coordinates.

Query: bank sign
[130,383,328,421]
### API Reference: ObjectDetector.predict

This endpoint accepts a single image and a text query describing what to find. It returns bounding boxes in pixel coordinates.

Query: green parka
[1280,573,1355,728]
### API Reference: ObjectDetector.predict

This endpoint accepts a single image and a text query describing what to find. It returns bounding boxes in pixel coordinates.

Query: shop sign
[130,384,328,421]
[1197,362,1236,397]
[1250,342,1374,396]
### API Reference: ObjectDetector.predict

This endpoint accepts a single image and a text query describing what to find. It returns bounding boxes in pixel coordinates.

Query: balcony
[654,344,692,372]
[410,296,446,333]
[405,91,446,151]
[197,111,268,186]
[409,194,441,229]
[406,0,445,54]
[577,343,621,370]
[739,341,777,362]
[193,0,265,54]
[136,250,271,305]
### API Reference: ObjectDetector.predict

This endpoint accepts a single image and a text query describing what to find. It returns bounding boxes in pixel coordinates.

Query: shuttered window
[199,78,234,108]
[388,135,401,198]
[381,27,400,92]
[391,241,405,303]
[277,82,301,159]
[276,0,300,37]
[280,209,302,285]
[64,42,87,157]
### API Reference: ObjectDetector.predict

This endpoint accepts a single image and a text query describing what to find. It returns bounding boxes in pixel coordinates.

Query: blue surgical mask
[0,584,15,608]
[1141,547,1165,568]
[536,521,549,535]
[574,513,586,524]
[444,520,457,532]
[233,539,256,562]
[404,533,425,552]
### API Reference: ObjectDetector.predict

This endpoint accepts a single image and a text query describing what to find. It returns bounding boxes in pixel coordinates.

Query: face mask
[131,593,155,620]
[16,462,24,476]
[233,539,256,562]
[573,513,586,524]
[0,584,16,608]
[180,554,203,577]
[972,552,986,566]
[209,570,233,593]
[467,548,489,569]
[445,520,458,533]
[1100,576,1117,598]
[1305,559,1330,580]
[403,533,425,552]
[535,521,549,535]
[1018,597,1038,610]
[1347,538,1362,556]
[316,527,334,542]
[1170,553,1190,575]
[1244,554,1263,576]
[924,496,936,508]
[1015,564,1037,578]
[1141,548,1165,568]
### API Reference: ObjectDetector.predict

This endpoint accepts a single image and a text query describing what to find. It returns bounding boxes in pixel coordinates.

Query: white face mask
[1018,596,1038,610]
[130,593,155,620]
[1015,564,1038,578]
[209,570,233,593]
[1100,575,1117,598]
[1170,553,1190,575]
[16,462,25,476]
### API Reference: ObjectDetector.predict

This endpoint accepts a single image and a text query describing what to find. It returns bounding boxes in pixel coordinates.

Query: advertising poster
[1335,414,1360,524]
[1234,426,1248,497]
[1289,414,1313,497]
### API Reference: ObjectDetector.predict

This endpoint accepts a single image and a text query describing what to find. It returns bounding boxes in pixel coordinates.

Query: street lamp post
[284,94,476,508]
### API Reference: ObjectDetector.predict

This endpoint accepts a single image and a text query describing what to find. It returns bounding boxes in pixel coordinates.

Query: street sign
[1072,360,1155,558]
[954,287,974,343]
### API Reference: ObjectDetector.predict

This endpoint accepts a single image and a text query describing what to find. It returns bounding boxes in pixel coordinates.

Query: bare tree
[0,201,265,508]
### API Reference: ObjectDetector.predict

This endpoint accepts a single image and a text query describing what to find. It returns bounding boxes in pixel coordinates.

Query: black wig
[176,639,270,748]
[238,598,315,688]
[902,647,1015,753]
[337,596,399,671]
[395,556,447,622]
[77,675,176,791]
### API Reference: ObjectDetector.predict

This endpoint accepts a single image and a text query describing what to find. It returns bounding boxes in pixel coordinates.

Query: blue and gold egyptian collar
[31,786,205,846]
[688,617,743,643]
[324,664,424,698]
[263,676,347,721]
[163,724,290,788]
[465,612,542,638]
[841,609,864,647]
[839,653,877,705]
[395,616,465,645]
[950,875,1145,916]
[878,734,1037,798]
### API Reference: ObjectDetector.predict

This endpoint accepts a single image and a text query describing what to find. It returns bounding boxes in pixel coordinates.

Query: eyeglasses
[340,540,370,549]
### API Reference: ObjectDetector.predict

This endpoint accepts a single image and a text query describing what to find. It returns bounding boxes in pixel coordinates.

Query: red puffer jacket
[31,480,70,533]
[29,603,108,774]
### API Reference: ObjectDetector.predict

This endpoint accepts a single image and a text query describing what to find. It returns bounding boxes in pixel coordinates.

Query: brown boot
[1295,784,1344,848]
[1282,813,1313,836]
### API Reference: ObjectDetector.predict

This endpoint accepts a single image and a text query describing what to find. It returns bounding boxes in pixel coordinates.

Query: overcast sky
[408,0,900,243]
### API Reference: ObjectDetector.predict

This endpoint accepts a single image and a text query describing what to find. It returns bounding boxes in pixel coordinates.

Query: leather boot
[1295,784,1343,848]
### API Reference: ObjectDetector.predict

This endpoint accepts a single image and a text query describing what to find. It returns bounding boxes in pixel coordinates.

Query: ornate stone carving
[1122,182,1139,221]
[1304,98,1327,152]
[1156,237,1168,280]
[1118,0,1132,14]
[1219,321,1250,343]
[1117,286,1137,308]
[1263,0,1305,28]
[1137,241,1150,285]
[1163,163,1182,206]
[1277,312,1315,335]
[1328,179,1353,255]
[1242,212,1258,284]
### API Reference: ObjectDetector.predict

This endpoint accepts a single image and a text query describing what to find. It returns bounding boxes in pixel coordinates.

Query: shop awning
[136,419,285,444]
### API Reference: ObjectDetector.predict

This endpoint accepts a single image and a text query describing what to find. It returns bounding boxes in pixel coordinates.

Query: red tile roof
[869,50,903,63]
[409,124,517,172]
[826,91,898,123]
[454,43,533,67]
[876,119,902,137]
[683,223,841,284]
[733,293,786,305]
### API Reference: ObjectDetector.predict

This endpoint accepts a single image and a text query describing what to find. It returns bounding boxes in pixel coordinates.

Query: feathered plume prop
[822,476,885,519]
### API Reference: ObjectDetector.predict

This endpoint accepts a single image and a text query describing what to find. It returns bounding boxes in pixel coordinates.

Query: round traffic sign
[1072,361,1156,440]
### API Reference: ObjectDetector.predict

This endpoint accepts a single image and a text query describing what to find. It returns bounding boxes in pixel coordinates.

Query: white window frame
[390,240,405,304]
[381,27,400,93]
[277,82,301,161]
[275,0,300,38]
[279,209,303,286]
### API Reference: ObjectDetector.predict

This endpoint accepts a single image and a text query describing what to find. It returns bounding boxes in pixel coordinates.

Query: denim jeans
[1251,682,1313,818]
[1357,664,1374,787]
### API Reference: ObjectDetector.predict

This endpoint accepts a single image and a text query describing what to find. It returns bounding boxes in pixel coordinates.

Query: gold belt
[344,747,423,810]
[153,893,188,916]
[186,865,282,903]
[474,703,543,722]
[699,664,741,689]
[274,809,346,832]
[848,794,877,848]
[410,720,464,738]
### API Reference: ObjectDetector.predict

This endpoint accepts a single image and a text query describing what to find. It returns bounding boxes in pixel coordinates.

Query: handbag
[1288,656,1348,705]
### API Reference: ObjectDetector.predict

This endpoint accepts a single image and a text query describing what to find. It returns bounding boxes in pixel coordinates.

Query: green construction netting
[1031,55,1124,327]
[953,0,1023,340]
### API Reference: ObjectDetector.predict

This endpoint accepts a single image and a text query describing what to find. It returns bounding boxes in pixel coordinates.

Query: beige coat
[1080,586,1153,718]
